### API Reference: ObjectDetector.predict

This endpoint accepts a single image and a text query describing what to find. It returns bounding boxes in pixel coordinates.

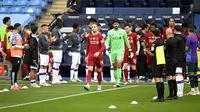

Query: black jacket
[70,31,81,52]
[29,34,38,63]
[39,32,50,55]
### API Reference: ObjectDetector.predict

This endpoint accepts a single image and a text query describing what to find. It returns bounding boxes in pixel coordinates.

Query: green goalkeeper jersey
[106,28,131,54]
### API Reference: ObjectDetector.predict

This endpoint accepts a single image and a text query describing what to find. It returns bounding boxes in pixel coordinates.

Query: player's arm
[11,34,25,49]
[136,35,140,55]
[71,33,79,46]
[29,38,37,61]
[98,35,105,54]
[86,36,90,57]
[144,47,154,57]
[105,31,111,50]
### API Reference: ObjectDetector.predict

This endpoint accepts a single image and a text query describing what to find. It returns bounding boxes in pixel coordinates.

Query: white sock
[94,72,98,81]
[176,76,182,94]
[110,66,115,81]
[74,69,78,80]
[70,67,74,80]
[52,69,59,83]
[195,87,199,93]
[128,65,130,80]
[86,65,88,75]
[191,88,195,92]
[39,68,46,84]
[180,76,184,95]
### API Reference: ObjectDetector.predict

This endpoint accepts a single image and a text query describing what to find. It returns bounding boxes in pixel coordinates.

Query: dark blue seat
[151,16,165,31]
[16,0,28,6]
[63,15,89,27]
[113,0,125,7]
[130,0,143,7]
[2,0,14,6]
[95,0,109,7]
[10,7,22,13]
[97,17,108,25]
[166,0,179,7]
[148,0,160,7]
[0,7,10,13]
[80,0,90,7]
[132,16,146,25]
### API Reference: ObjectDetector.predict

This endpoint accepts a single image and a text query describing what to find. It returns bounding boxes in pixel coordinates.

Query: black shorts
[186,62,198,75]
[166,59,177,76]
[152,62,164,78]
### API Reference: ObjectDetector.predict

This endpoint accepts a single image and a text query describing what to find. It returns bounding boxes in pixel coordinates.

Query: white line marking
[0,85,138,110]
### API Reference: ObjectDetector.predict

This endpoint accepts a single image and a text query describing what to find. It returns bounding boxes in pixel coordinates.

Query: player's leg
[131,58,139,83]
[52,50,63,84]
[108,53,115,83]
[114,53,124,87]
[84,56,94,91]
[30,64,40,88]
[123,63,129,85]
[84,50,88,75]
[70,52,76,82]
[39,54,51,86]
[175,67,184,97]
[74,53,82,82]
[193,63,200,95]
[93,67,98,82]
[10,57,20,90]
[22,63,30,80]
[96,60,103,91]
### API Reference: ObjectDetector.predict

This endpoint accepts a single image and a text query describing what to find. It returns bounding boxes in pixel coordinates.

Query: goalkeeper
[105,19,133,87]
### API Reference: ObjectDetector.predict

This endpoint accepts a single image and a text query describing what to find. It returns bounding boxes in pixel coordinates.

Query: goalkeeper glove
[129,49,134,58]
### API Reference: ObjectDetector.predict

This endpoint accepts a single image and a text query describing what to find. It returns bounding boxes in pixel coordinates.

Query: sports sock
[168,80,174,97]
[97,72,102,85]
[74,69,78,80]
[30,80,36,85]
[86,70,92,85]
[176,75,182,94]
[110,66,115,81]
[85,65,88,76]
[11,72,15,86]
[156,82,162,99]
[124,69,128,82]
[160,82,165,98]
[194,76,199,88]
[116,68,122,84]
[114,69,117,82]
[173,80,177,96]
[189,76,195,90]
[52,67,59,83]
[94,72,98,81]
[39,68,46,84]
[70,67,74,80]
[23,64,29,76]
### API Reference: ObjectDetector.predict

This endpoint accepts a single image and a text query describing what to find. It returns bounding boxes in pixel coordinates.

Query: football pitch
[0,81,199,112]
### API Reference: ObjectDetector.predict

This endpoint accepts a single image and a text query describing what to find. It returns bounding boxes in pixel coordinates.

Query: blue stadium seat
[97,17,108,25]
[95,0,109,7]
[2,0,14,6]
[16,0,28,6]
[23,7,41,16]
[41,1,47,9]
[125,15,136,23]
[29,0,41,6]
[10,7,22,13]
[0,7,10,13]
[166,0,179,7]
[113,0,125,7]
[101,25,109,35]
[80,0,90,7]
[151,16,165,31]
[130,0,143,7]
[148,0,160,7]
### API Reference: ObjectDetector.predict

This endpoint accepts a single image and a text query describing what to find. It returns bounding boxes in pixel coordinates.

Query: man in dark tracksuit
[28,25,40,88]
[38,24,51,86]
[69,23,82,82]
[174,25,186,97]
[165,28,178,100]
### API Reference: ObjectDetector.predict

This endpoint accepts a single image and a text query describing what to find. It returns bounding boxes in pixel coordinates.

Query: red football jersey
[144,32,155,48]
[86,33,105,57]
[124,32,138,54]
[162,27,175,40]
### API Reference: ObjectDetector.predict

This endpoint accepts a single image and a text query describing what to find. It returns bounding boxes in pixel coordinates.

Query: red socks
[86,70,93,85]
[124,69,128,82]
[97,72,102,85]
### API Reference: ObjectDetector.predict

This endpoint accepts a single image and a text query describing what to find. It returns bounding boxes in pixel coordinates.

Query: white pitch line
[0,85,138,110]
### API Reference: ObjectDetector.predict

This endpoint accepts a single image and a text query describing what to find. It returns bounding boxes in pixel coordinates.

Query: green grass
[0,81,199,112]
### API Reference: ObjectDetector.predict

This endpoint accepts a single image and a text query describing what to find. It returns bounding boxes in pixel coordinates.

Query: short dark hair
[174,25,182,32]
[41,24,48,28]
[88,18,96,24]
[24,25,30,30]
[188,25,195,33]
[150,23,157,28]
[169,17,175,21]
[112,19,120,24]
[14,23,21,29]
[31,25,38,34]
[152,29,161,37]
[141,24,148,30]
[8,26,14,30]
[3,17,10,24]
[182,23,188,28]
[124,23,132,28]
[72,23,79,29]
[97,23,101,27]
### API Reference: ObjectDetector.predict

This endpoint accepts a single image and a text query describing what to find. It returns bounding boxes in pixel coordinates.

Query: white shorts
[40,54,49,66]
[176,67,183,74]
[52,50,63,63]
[71,52,81,65]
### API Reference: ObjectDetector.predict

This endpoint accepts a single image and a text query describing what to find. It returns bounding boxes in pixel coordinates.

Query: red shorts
[123,53,137,65]
[49,52,53,64]
[146,55,152,65]
[87,55,103,68]
[6,50,11,62]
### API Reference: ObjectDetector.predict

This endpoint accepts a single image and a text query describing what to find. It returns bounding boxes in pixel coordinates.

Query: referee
[144,29,165,102]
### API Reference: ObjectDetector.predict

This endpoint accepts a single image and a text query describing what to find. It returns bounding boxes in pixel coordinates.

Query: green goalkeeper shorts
[111,52,124,64]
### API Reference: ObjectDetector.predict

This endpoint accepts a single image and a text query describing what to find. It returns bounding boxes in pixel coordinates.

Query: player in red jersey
[123,24,140,84]
[162,17,175,40]
[84,23,105,91]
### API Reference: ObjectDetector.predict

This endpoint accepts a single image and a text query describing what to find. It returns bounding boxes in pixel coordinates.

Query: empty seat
[125,15,136,23]
[10,7,22,13]
[132,16,146,25]
[16,0,28,6]
[97,17,108,25]
[113,0,125,7]
[166,0,179,7]
[2,0,14,6]
[95,0,109,7]
[148,0,160,7]
[63,15,89,27]
[29,0,41,6]
[80,0,90,7]
[130,0,143,7]
[23,7,41,16]
[0,7,10,13]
